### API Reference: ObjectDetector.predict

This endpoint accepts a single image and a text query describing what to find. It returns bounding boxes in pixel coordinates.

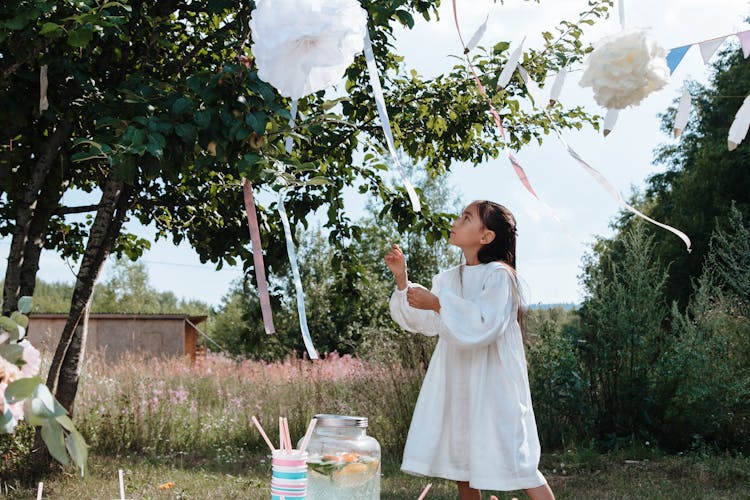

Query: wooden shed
[27,313,207,363]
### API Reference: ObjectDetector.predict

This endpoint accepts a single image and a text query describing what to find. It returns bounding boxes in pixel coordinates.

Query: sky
[1,0,748,309]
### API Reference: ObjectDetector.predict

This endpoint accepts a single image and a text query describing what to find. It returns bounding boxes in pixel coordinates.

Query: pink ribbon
[242,178,276,334]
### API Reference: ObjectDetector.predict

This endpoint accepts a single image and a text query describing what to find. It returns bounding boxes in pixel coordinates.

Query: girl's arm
[388,283,439,337]
[434,267,516,347]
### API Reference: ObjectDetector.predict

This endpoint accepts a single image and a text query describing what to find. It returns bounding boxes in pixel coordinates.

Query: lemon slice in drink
[331,462,373,487]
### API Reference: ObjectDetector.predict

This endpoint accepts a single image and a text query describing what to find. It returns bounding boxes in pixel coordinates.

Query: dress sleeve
[435,267,516,347]
[389,282,440,337]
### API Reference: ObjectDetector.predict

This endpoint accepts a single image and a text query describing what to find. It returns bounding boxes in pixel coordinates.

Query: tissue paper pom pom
[580,30,670,109]
[249,0,368,100]
[19,340,41,378]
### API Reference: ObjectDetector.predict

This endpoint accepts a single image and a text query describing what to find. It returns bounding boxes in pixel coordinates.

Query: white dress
[389,262,547,491]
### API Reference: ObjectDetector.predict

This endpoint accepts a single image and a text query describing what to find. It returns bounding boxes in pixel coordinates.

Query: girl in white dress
[384,200,555,500]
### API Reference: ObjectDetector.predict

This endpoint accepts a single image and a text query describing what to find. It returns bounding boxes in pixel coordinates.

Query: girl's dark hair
[472,200,526,335]
[474,201,517,268]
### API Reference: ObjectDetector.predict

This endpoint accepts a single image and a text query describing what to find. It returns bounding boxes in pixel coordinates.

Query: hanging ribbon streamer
[362,31,421,212]
[241,179,275,334]
[466,14,489,52]
[451,0,541,200]
[39,65,49,114]
[618,0,626,29]
[603,109,619,137]
[519,66,692,252]
[673,88,692,138]
[549,68,567,106]
[497,38,525,89]
[728,94,750,151]
[278,99,318,359]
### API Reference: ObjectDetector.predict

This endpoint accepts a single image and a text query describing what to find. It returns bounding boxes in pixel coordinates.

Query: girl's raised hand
[384,243,407,277]
[384,244,408,290]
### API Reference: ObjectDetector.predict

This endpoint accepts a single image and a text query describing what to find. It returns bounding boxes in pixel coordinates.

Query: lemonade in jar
[298,414,380,499]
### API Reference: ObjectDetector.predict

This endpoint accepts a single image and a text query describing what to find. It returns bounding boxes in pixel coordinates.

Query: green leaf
[4,15,29,30]
[41,420,69,466]
[17,296,32,314]
[0,409,17,433]
[66,430,88,476]
[0,343,23,363]
[307,176,331,186]
[175,123,197,143]
[5,377,42,404]
[172,97,193,116]
[237,154,260,177]
[0,317,19,339]
[67,27,93,48]
[10,312,28,329]
[245,111,267,134]
[394,10,414,29]
[40,22,62,36]
[30,383,63,419]
[194,109,211,128]
[56,414,75,432]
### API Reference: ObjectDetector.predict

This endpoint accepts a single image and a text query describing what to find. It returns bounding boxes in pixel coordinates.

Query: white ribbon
[549,68,567,106]
[618,0,626,29]
[497,38,525,89]
[466,14,489,52]
[278,99,319,359]
[673,89,692,138]
[520,66,692,252]
[603,109,619,137]
[728,94,750,151]
[362,30,421,212]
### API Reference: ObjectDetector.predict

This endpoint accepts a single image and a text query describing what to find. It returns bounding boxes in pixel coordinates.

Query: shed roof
[30,313,208,323]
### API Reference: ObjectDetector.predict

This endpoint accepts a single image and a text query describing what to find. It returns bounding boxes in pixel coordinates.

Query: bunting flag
[673,88,692,138]
[667,29,750,74]
[699,36,727,64]
[362,31,421,212]
[738,30,750,58]
[242,179,276,334]
[666,45,691,74]
[728,94,750,151]
[278,99,319,359]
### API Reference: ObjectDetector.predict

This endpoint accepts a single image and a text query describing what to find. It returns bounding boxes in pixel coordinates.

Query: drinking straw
[36,482,43,500]
[118,469,125,500]
[298,418,317,453]
[417,483,432,500]
[251,415,277,452]
[282,417,292,453]
[279,416,284,450]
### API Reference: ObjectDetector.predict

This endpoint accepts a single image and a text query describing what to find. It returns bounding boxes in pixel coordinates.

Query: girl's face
[449,203,494,250]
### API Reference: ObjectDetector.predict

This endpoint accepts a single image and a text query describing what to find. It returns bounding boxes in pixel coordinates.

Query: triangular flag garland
[666,45,692,75]
[699,36,727,64]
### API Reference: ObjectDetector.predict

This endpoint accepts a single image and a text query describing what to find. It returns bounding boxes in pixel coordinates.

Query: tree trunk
[45,169,131,407]
[19,170,72,298]
[2,120,71,314]
[31,168,131,474]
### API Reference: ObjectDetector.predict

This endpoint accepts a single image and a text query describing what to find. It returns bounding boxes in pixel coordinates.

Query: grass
[2,451,749,499]
[3,352,749,498]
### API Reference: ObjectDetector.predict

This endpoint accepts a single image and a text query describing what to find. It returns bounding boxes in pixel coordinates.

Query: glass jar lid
[314,414,368,428]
